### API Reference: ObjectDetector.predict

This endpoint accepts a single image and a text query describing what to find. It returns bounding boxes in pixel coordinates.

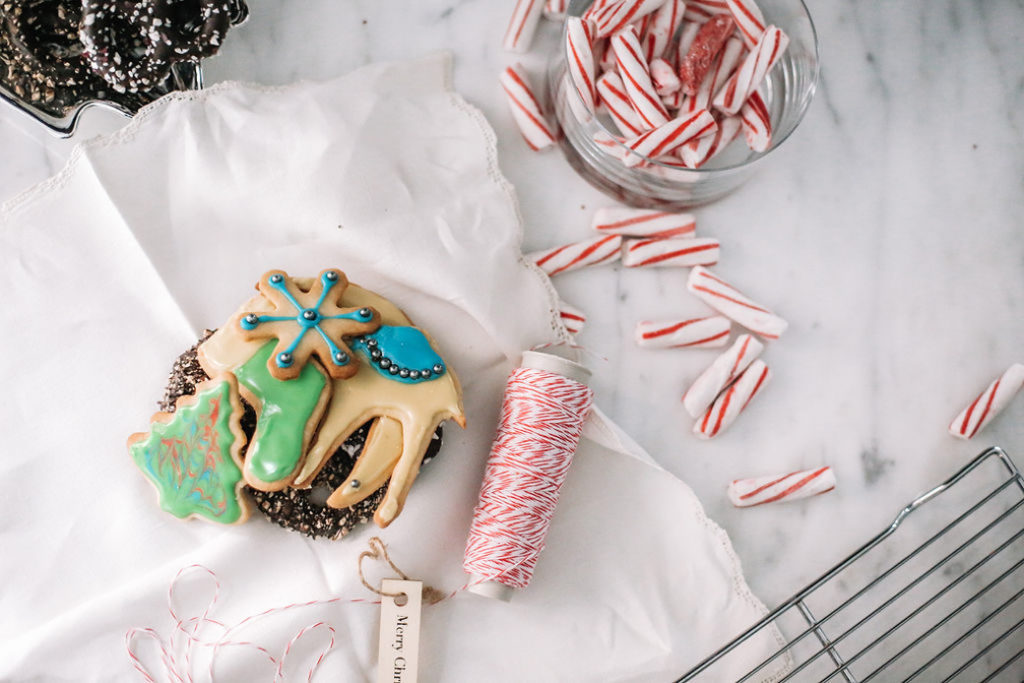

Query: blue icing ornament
[352,325,445,384]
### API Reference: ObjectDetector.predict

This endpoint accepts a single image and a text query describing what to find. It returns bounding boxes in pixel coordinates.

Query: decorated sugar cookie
[233,269,382,381]
[129,269,465,536]
[127,375,250,525]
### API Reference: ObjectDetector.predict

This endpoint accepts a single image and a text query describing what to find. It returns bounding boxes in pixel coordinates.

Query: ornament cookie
[128,375,250,525]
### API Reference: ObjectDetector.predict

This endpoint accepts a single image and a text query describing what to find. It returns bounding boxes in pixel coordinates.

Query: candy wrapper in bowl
[0,53,786,680]
[550,0,819,208]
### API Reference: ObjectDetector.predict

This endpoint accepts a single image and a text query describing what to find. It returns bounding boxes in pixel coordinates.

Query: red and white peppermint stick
[592,207,696,237]
[500,65,559,151]
[543,0,567,21]
[558,300,587,335]
[598,39,617,71]
[592,130,632,161]
[739,89,771,152]
[694,359,771,438]
[611,27,671,129]
[583,0,618,21]
[623,109,717,167]
[682,333,763,417]
[726,0,766,49]
[641,29,663,63]
[593,0,668,38]
[687,266,788,339]
[683,4,714,23]
[713,25,789,115]
[687,0,730,13]
[647,0,685,59]
[566,17,598,111]
[529,234,623,276]
[728,467,836,507]
[635,315,731,349]
[682,36,744,113]
[679,14,736,96]
[650,58,682,96]
[662,88,686,111]
[623,236,720,267]
[680,115,742,168]
[678,20,702,58]
[948,363,1024,439]
[597,72,646,137]
[503,0,546,53]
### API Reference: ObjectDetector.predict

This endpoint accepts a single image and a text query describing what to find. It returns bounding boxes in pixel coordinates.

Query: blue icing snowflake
[351,325,445,383]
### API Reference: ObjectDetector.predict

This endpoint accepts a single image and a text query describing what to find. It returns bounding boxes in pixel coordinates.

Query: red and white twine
[463,366,594,590]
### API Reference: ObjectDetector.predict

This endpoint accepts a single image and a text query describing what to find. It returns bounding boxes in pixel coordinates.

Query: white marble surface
[2,1,1024,677]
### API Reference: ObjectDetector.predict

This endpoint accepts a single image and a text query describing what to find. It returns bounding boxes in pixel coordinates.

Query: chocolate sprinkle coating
[161,333,442,540]
[0,0,149,115]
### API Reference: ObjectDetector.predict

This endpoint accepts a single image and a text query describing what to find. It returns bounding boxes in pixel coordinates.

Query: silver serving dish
[0,0,247,137]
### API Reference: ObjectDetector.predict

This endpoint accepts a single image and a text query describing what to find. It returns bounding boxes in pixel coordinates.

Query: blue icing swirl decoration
[239,270,374,369]
[352,325,445,383]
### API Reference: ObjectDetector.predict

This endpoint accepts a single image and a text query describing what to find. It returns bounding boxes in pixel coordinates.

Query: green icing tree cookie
[128,375,250,524]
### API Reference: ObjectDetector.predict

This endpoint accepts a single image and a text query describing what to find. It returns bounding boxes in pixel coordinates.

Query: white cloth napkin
[0,53,786,682]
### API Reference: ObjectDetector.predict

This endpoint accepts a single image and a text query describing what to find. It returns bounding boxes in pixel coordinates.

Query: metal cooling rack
[676,446,1024,682]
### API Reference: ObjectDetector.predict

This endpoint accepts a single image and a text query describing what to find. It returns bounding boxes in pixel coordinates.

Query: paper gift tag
[377,579,422,683]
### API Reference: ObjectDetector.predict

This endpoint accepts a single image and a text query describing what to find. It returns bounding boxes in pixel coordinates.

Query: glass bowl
[548,0,819,208]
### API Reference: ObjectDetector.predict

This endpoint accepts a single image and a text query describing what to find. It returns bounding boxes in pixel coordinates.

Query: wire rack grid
[676,446,1024,683]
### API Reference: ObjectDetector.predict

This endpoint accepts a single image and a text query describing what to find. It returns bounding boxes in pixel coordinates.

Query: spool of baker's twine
[462,350,594,601]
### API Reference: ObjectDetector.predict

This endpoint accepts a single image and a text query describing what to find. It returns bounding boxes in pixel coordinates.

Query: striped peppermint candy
[678,14,736,97]
[612,27,671,130]
[726,0,767,49]
[728,466,836,508]
[687,0,731,11]
[592,207,696,237]
[739,89,771,152]
[592,130,632,161]
[593,0,668,38]
[682,36,744,114]
[543,0,567,20]
[623,109,717,167]
[682,332,763,417]
[635,316,731,349]
[713,25,789,115]
[500,64,559,151]
[597,71,646,137]
[566,17,598,110]
[650,58,682,96]
[646,0,685,59]
[949,363,1024,439]
[583,0,619,21]
[678,20,702,58]
[694,359,771,438]
[680,115,742,168]
[503,0,546,52]
[558,300,587,335]
[687,266,788,339]
[623,236,720,267]
[528,234,623,276]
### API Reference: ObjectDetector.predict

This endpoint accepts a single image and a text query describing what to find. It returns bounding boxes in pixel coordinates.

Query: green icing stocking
[129,378,246,524]
[234,341,327,485]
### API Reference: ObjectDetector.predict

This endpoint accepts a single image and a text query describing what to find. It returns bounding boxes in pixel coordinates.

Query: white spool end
[521,350,591,384]
[467,574,514,602]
